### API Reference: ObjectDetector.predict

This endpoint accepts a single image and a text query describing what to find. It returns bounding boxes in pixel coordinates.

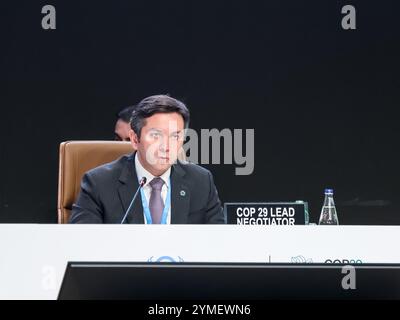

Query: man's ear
[129,129,139,150]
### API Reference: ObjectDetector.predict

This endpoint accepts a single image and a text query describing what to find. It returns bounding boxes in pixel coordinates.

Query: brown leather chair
[57,141,134,224]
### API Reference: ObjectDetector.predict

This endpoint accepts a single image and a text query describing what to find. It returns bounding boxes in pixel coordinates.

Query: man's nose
[159,136,170,152]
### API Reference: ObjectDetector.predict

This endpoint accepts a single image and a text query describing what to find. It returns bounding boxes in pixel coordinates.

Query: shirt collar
[134,152,171,188]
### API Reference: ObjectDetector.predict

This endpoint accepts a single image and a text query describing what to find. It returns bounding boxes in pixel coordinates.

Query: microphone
[120,177,147,224]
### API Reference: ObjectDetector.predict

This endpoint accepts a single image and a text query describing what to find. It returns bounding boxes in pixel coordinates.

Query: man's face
[114,119,131,141]
[129,112,185,176]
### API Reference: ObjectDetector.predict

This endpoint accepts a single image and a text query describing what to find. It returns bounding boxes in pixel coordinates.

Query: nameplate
[224,202,309,225]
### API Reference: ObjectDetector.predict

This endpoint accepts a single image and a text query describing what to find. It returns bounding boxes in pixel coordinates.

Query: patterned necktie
[149,177,165,224]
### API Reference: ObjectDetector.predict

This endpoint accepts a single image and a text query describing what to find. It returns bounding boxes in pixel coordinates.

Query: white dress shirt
[134,153,172,224]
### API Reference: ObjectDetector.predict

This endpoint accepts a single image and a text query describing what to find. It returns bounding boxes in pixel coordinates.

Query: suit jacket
[69,153,226,224]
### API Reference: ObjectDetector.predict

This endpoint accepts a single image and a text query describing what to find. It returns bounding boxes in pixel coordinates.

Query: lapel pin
[180,190,186,197]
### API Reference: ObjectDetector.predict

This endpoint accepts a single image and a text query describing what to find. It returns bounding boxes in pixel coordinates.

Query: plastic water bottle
[318,188,339,225]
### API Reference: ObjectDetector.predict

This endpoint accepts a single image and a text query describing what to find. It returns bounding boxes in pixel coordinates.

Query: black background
[1,0,399,224]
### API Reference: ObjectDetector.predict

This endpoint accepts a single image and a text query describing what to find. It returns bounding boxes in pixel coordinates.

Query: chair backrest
[57,141,134,224]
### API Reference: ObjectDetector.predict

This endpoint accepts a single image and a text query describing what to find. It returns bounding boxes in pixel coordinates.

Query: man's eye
[171,133,180,140]
[150,132,161,138]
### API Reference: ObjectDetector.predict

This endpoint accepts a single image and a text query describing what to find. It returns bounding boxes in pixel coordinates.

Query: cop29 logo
[290,255,363,264]
[324,259,363,264]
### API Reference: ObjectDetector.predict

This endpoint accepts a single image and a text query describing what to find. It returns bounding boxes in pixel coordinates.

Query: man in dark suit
[70,95,225,224]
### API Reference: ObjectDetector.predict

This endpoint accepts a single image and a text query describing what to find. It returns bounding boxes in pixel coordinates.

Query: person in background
[114,105,136,141]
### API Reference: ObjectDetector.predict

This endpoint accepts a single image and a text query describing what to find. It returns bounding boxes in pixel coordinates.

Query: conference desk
[0,224,399,299]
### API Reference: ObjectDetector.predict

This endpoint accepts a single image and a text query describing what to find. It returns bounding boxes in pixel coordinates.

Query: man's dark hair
[116,105,136,123]
[130,95,190,138]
